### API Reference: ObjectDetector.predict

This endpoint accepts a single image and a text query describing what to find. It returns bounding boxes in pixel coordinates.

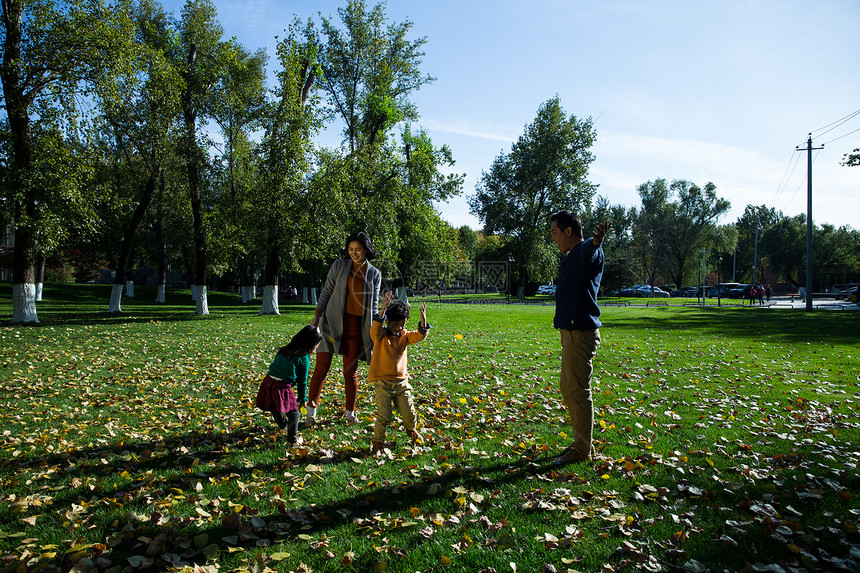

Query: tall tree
[312,0,463,285]
[176,0,228,315]
[585,195,638,294]
[1,0,132,323]
[97,0,183,312]
[470,96,596,292]
[318,0,432,156]
[734,205,780,283]
[632,179,730,290]
[662,180,731,288]
[631,181,669,292]
[759,213,805,287]
[210,39,266,303]
[813,224,860,289]
[253,19,323,315]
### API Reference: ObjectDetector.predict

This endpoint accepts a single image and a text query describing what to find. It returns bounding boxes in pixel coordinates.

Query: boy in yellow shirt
[369,291,430,455]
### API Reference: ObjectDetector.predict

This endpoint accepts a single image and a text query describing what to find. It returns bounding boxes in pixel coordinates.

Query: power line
[771,147,803,207]
[811,108,860,135]
[783,148,822,212]
[821,125,860,146]
[770,110,859,218]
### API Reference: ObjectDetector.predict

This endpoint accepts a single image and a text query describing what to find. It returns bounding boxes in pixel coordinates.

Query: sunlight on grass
[0,284,858,572]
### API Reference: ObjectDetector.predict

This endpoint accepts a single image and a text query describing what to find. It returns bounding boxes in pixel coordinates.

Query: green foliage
[457,225,478,261]
[586,196,638,294]
[318,0,433,154]
[249,19,324,282]
[304,1,462,284]
[470,96,597,286]
[758,214,806,285]
[0,0,137,272]
[733,205,780,283]
[633,179,731,289]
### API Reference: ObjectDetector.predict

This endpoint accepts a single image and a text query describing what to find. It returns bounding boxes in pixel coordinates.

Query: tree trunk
[258,241,280,315]
[9,181,39,325]
[108,283,124,313]
[4,3,39,324]
[196,285,209,315]
[34,252,45,302]
[154,183,167,303]
[518,263,527,299]
[184,44,208,316]
[109,169,159,312]
[239,257,251,302]
[189,169,208,314]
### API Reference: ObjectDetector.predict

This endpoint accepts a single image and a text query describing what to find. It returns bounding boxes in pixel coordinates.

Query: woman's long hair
[278,325,323,357]
[343,231,378,260]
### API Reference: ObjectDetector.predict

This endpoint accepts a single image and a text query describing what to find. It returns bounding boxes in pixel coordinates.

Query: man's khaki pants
[560,328,601,456]
[373,379,416,443]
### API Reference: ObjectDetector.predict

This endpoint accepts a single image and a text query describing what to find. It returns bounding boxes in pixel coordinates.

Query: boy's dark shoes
[371,442,385,457]
[407,430,424,445]
[299,415,316,429]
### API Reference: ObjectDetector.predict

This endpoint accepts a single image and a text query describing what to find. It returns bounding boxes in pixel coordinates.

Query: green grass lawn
[0,283,858,573]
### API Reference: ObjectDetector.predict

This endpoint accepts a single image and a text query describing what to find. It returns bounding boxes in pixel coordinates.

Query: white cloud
[419,118,516,143]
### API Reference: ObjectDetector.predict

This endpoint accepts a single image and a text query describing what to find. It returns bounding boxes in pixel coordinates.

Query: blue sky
[165,0,860,230]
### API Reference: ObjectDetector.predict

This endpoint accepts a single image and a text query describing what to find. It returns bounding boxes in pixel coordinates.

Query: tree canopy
[469,96,596,289]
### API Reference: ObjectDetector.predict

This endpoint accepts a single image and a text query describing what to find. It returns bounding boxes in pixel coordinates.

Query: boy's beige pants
[559,328,601,456]
[373,379,417,443]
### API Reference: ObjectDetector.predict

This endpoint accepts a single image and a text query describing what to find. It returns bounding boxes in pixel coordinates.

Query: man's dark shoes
[553,445,595,465]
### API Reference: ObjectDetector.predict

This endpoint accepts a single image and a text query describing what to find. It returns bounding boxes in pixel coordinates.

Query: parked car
[670,286,699,297]
[711,283,742,297]
[537,284,556,295]
[638,285,670,298]
[726,284,753,298]
[835,285,858,300]
[620,285,670,298]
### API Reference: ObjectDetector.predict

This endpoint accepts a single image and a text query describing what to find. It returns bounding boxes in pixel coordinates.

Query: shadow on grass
[2,422,839,572]
[604,305,860,344]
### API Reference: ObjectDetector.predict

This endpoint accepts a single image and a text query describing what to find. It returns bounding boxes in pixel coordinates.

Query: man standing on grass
[549,211,611,464]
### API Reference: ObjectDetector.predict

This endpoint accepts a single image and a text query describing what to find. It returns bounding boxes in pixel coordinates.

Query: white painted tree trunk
[302,287,308,303]
[258,285,280,315]
[35,283,43,302]
[11,283,39,324]
[108,284,123,313]
[195,285,209,315]
[191,284,197,301]
[241,285,253,303]
[310,287,318,304]
[155,285,166,303]
[125,280,135,298]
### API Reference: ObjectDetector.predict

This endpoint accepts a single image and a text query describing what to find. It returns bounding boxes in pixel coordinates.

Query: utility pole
[796,134,824,311]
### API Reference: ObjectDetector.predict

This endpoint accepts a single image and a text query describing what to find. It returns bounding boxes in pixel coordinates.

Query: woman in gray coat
[306,232,381,425]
